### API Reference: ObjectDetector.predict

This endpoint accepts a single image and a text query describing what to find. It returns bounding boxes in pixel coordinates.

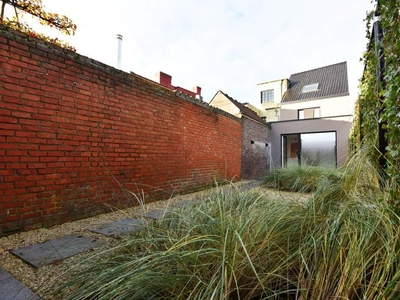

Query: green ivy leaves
[352,0,400,202]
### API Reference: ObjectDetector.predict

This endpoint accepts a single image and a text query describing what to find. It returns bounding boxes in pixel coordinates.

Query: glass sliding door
[282,132,337,167]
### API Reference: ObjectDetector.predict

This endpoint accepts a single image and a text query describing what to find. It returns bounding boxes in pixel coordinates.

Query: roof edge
[289,61,347,77]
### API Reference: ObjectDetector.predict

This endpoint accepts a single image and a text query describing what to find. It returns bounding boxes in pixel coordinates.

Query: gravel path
[0,181,307,299]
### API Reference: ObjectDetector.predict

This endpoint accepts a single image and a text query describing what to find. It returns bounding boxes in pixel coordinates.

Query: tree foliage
[351,0,400,202]
[0,0,76,50]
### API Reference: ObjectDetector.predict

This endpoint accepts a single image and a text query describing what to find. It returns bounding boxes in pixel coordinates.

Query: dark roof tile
[282,62,349,103]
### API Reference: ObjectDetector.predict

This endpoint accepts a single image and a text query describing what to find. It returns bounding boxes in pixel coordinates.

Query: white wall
[209,91,241,117]
[256,79,288,121]
[280,94,353,121]
[257,79,288,105]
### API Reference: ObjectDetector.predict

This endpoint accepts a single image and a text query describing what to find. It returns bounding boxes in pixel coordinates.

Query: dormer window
[261,89,274,103]
[302,83,319,93]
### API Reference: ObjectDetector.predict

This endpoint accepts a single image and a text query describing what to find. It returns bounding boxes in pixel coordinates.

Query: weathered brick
[0,27,242,236]
[0,130,15,136]
[0,116,17,124]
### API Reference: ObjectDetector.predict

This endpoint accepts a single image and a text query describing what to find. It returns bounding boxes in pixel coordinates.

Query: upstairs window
[302,83,319,93]
[314,107,320,118]
[261,89,274,103]
[298,107,320,119]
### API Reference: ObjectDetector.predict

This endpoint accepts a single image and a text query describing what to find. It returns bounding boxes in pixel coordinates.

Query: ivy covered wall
[350,0,400,194]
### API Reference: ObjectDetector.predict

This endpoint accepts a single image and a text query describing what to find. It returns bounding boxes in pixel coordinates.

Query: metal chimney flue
[116,34,123,69]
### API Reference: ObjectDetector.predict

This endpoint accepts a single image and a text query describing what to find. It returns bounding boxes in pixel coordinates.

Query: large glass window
[300,132,336,167]
[282,132,336,167]
[261,89,274,103]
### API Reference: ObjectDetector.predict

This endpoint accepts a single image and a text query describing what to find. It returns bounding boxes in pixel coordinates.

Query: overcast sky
[9,0,374,107]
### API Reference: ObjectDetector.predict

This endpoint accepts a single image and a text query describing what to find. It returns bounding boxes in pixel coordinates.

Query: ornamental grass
[56,150,399,299]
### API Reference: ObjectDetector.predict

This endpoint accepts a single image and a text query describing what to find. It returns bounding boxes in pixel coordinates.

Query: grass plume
[54,151,400,299]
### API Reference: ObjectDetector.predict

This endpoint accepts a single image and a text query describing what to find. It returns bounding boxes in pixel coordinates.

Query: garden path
[0,180,263,299]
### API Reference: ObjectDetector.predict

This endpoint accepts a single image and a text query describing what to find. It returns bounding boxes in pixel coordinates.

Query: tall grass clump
[56,189,307,299]
[55,152,400,299]
[264,165,342,193]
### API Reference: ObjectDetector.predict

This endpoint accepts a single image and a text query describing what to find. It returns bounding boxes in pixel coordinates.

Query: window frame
[298,107,321,119]
[261,89,274,103]
[302,83,319,93]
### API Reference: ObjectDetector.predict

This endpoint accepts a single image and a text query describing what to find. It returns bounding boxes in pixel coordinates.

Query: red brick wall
[0,27,242,235]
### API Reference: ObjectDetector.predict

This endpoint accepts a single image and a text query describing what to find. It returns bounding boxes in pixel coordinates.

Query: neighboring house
[210,91,271,179]
[262,62,353,168]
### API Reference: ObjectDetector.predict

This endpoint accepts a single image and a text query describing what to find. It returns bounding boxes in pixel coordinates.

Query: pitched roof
[282,62,349,103]
[218,91,265,123]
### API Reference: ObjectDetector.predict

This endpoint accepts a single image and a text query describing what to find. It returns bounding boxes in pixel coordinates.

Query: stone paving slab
[140,209,167,220]
[0,266,41,300]
[10,234,103,269]
[240,179,264,190]
[172,199,202,208]
[90,218,146,238]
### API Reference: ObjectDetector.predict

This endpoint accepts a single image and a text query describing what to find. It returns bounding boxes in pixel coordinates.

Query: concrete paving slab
[10,234,103,269]
[172,199,202,208]
[240,179,264,190]
[140,209,168,220]
[90,218,145,238]
[0,266,41,300]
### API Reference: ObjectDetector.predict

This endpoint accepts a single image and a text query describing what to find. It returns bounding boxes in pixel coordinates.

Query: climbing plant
[378,0,400,191]
[351,0,400,202]
[0,0,76,50]
[350,10,380,161]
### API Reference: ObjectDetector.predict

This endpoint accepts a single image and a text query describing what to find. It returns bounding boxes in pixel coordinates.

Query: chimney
[192,86,202,96]
[116,34,123,69]
[155,71,173,88]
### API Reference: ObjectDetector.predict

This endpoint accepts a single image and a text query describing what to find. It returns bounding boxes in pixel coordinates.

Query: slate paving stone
[10,234,103,269]
[240,179,264,190]
[172,199,202,208]
[140,209,167,220]
[0,267,41,300]
[90,218,146,238]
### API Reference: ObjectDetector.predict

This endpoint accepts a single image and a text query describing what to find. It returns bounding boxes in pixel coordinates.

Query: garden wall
[241,116,270,179]
[0,26,242,235]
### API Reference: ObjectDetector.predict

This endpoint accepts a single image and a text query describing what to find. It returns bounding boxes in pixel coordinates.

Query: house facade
[257,62,353,168]
[210,91,271,179]
[214,62,353,174]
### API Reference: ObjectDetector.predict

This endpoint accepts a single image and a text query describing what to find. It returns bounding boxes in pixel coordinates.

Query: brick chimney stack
[156,71,202,99]
[155,72,173,89]
[192,86,202,96]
